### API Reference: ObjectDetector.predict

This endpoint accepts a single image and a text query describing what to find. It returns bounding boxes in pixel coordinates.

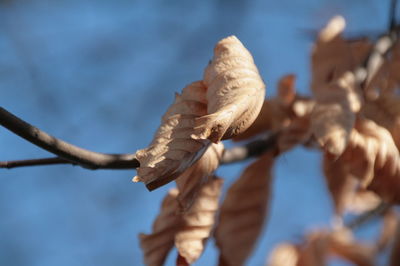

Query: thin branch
[220,133,279,165]
[0,107,139,169]
[346,202,391,230]
[0,131,280,169]
[389,0,398,31]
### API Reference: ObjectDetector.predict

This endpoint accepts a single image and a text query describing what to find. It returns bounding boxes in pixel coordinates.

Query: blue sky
[0,0,392,265]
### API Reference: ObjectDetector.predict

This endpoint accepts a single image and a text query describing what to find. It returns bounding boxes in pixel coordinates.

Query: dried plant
[1,3,400,266]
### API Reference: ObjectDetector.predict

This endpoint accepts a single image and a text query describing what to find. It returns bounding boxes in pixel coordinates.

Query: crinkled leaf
[139,189,183,266]
[175,142,224,212]
[310,72,360,156]
[329,118,400,204]
[175,177,224,264]
[199,35,266,142]
[134,81,211,190]
[135,36,266,190]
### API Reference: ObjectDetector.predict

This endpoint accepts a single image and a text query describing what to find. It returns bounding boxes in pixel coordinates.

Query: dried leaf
[342,118,400,203]
[323,154,381,216]
[296,233,329,266]
[175,177,224,264]
[139,189,183,266]
[267,243,299,266]
[323,155,357,216]
[362,94,400,149]
[175,142,224,212]
[310,72,360,156]
[328,229,375,266]
[200,35,266,142]
[215,152,274,266]
[311,16,369,92]
[134,81,211,190]
[389,222,400,266]
[233,74,315,143]
[376,209,398,252]
[135,36,266,190]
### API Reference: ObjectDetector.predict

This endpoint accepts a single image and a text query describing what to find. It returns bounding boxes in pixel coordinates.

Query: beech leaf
[175,177,224,264]
[139,189,183,266]
[175,142,224,212]
[134,36,266,190]
[215,152,274,266]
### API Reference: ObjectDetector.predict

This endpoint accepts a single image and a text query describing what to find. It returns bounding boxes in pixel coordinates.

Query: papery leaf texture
[175,142,224,212]
[139,189,183,266]
[175,177,224,264]
[135,35,265,190]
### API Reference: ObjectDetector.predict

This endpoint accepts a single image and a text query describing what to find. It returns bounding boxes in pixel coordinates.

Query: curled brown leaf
[135,36,266,190]
[199,35,266,142]
[175,177,224,264]
[139,189,183,266]
[175,142,224,212]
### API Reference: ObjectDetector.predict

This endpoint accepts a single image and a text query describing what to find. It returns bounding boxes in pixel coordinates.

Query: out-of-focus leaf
[175,142,224,212]
[389,221,400,266]
[376,209,398,252]
[323,154,381,216]
[341,118,400,203]
[267,243,299,266]
[175,177,224,264]
[310,72,360,156]
[328,229,375,266]
[215,152,274,266]
[311,16,369,92]
[139,189,183,266]
[362,94,400,149]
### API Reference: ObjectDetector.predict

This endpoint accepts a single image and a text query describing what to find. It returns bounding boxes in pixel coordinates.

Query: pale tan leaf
[175,142,224,212]
[323,154,381,216]
[134,81,211,190]
[339,118,400,203]
[233,74,301,142]
[296,233,329,266]
[267,234,329,266]
[135,36,266,190]
[389,222,400,266]
[311,16,369,92]
[348,189,381,215]
[362,94,400,149]
[328,229,375,266]
[376,209,398,252]
[139,189,182,266]
[200,35,266,142]
[323,154,357,216]
[175,177,224,264]
[310,72,360,156]
[267,243,299,266]
[215,152,275,266]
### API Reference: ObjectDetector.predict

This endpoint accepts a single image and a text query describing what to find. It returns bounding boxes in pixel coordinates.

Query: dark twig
[0,134,280,169]
[346,202,391,230]
[389,0,398,31]
[220,133,279,165]
[0,107,139,169]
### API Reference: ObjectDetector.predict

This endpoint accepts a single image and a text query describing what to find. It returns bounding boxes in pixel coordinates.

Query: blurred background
[0,0,393,265]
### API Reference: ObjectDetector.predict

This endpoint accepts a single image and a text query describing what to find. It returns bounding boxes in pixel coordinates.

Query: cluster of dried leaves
[135,16,400,266]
